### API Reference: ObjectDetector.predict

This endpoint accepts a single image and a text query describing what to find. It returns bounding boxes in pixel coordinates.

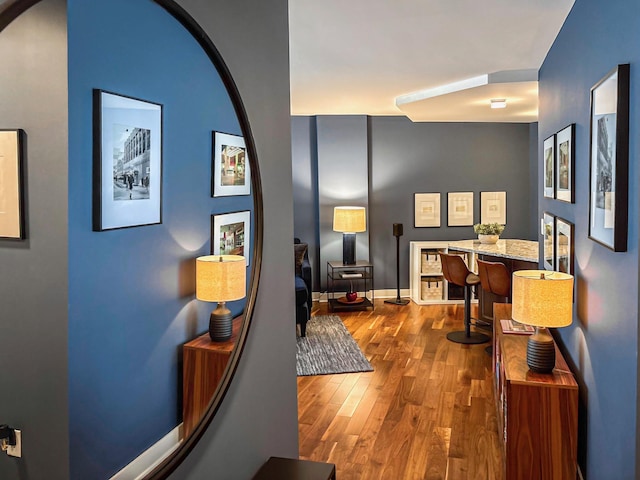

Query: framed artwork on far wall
[542,212,555,271]
[414,192,441,227]
[480,191,506,224]
[555,124,575,203]
[543,134,555,199]
[212,210,251,267]
[92,89,163,231]
[212,131,250,197]
[0,129,26,239]
[447,192,474,226]
[588,63,630,252]
[555,217,574,275]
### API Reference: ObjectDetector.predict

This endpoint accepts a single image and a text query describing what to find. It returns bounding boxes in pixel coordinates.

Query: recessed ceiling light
[490,99,507,109]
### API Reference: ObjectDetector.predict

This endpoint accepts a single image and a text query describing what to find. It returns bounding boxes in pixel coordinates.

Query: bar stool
[477,258,511,354]
[440,253,490,344]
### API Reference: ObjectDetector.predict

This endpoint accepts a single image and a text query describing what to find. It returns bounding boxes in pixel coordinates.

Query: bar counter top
[447,239,538,263]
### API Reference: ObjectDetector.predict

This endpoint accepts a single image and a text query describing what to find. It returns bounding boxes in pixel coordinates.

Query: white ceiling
[289,0,575,122]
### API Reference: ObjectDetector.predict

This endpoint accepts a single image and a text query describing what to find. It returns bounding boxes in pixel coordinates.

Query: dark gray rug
[297,315,374,376]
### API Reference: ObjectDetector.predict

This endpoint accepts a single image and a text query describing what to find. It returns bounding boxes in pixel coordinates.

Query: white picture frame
[447,192,474,226]
[414,193,441,227]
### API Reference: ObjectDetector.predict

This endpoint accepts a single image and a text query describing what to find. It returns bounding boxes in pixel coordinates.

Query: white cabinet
[409,241,477,305]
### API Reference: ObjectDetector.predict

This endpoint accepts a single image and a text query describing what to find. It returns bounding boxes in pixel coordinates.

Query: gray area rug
[297,315,374,376]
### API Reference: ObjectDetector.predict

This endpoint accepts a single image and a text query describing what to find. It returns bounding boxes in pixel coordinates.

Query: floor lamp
[385,223,409,306]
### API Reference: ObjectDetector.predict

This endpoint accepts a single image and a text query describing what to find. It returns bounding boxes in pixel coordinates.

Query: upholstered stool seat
[440,253,490,344]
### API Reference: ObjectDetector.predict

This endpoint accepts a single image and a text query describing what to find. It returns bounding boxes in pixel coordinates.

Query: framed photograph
[543,134,555,199]
[212,131,250,197]
[555,217,574,275]
[414,193,440,227]
[588,64,630,252]
[212,210,251,267]
[480,191,506,224]
[556,124,575,203]
[447,192,473,226]
[542,212,555,271]
[0,129,26,239]
[93,90,163,231]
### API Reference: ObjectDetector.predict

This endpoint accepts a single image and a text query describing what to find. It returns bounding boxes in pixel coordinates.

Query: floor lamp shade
[333,206,366,265]
[511,270,573,373]
[196,255,246,341]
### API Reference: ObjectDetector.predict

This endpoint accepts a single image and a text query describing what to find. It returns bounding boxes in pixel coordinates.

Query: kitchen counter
[447,239,538,263]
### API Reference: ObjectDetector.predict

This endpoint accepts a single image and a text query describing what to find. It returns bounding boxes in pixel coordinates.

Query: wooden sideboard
[182,316,241,438]
[493,304,578,479]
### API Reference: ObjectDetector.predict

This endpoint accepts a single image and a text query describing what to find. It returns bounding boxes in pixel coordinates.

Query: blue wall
[539,0,639,477]
[68,1,251,478]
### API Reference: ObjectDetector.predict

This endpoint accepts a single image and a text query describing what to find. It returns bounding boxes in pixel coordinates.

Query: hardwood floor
[298,300,503,480]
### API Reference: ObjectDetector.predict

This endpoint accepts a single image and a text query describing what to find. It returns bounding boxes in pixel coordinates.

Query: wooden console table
[182,316,242,438]
[493,304,578,479]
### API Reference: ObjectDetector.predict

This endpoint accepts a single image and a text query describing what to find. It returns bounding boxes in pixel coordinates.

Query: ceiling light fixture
[490,99,507,109]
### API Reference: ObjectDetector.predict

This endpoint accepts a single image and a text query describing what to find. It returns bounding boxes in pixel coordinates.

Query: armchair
[294,238,312,336]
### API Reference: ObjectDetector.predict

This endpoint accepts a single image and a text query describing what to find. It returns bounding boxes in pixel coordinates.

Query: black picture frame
[211,210,251,267]
[543,211,555,271]
[0,129,26,239]
[555,217,574,275]
[211,131,250,197]
[555,124,575,203]
[588,64,629,252]
[93,89,163,231]
[543,134,555,199]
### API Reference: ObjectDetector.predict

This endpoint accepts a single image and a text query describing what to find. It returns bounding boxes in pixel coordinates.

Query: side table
[182,316,241,438]
[326,260,374,312]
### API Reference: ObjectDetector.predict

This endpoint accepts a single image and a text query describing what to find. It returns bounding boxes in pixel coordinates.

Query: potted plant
[473,223,505,244]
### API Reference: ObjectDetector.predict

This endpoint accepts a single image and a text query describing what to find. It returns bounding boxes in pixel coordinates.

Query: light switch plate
[7,430,21,458]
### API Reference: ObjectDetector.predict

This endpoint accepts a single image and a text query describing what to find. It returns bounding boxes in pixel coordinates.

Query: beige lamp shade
[196,255,246,302]
[333,206,366,233]
[512,270,574,328]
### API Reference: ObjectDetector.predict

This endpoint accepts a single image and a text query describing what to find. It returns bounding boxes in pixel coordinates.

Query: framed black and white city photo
[555,217,574,275]
[555,124,575,203]
[212,131,250,197]
[543,134,555,199]
[542,212,555,271]
[588,64,629,252]
[212,210,251,267]
[93,90,163,231]
[0,129,25,239]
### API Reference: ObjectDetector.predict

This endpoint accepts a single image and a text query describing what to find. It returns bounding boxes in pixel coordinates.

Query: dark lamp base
[385,298,410,306]
[342,233,356,265]
[446,330,490,344]
[209,302,233,342]
[526,327,556,373]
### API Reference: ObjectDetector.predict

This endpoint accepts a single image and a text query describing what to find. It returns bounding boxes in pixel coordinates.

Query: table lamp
[512,270,574,373]
[333,206,366,265]
[196,255,246,342]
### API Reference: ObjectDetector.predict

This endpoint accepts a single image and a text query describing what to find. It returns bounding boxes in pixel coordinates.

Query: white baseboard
[110,424,183,480]
[313,288,411,302]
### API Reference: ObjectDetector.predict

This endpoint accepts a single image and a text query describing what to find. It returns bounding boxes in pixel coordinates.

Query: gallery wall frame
[414,192,441,227]
[93,89,163,231]
[211,210,251,267]
[543,134,555,199]
[0,129,26,239]
[447,192,474,227]
[542,211,555,271]
[555,124,575,203]
[480,191,506,225]
[555,217,574,275]
[588,63,629,252]
[212,131,250,197]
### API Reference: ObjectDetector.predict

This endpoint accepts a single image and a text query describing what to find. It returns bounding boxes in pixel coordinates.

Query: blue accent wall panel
[68,1,250,478]
[539,0,639,477]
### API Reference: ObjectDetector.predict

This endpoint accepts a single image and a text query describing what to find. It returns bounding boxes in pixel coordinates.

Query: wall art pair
[542,212,574,275]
